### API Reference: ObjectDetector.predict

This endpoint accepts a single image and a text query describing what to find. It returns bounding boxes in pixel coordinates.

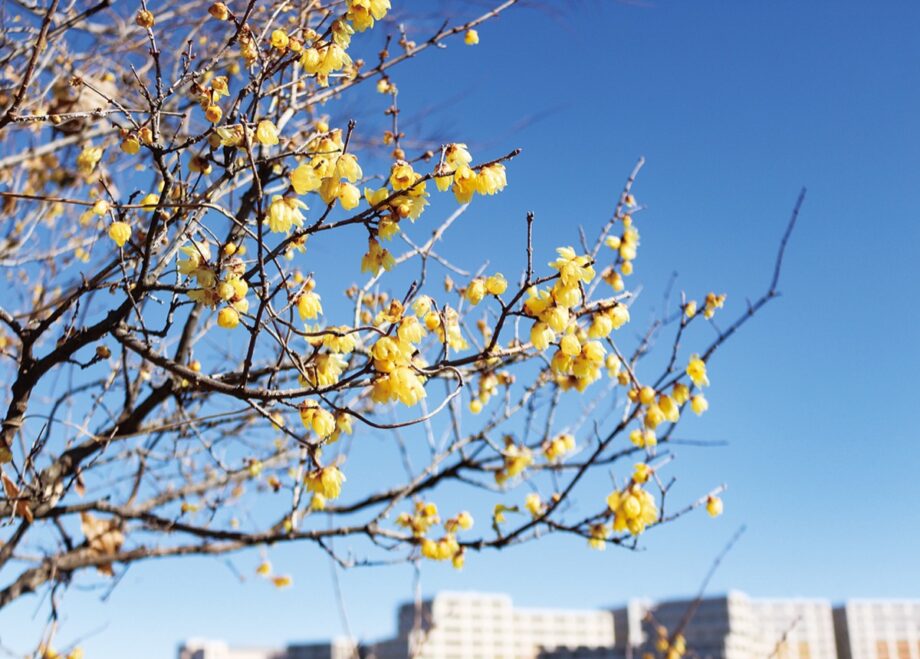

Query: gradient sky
[2,1,919,657]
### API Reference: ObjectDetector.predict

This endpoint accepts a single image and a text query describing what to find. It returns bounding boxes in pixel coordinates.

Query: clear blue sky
[3,0,920,656]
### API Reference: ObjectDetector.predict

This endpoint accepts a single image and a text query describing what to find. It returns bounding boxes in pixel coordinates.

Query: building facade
[615,591,837,659]
[371,592,616,659]
[179,592,920,659]
[178,639,356,659]
[834,600,920,659]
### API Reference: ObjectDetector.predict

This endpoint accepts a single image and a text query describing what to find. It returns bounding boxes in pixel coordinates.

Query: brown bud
[135,9,155,28]
[208,2,230,20]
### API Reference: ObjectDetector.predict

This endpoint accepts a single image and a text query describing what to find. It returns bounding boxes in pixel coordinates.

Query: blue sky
[3,0,920,656]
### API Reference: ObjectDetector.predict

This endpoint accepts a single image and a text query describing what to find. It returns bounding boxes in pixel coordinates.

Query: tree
[0,0,803,654]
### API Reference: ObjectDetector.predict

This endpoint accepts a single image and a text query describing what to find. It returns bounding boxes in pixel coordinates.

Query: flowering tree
[0,0,803,653]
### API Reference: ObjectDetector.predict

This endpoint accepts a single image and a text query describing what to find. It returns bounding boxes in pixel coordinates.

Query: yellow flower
[335,153,362,182]
[543,433,575,462]
[76,146,103,176]
[560,333,581,357]
[638,386,656,406]
[299,402,335,437]
[272,575,293,588]
[451,165,478,203]
[588,523,608,551]
[524,492,543,517]
[397,315,426,344]
[346,0,391,32]
[256,119,279,146]
[549,247,595,287]
[530,322,555,351]
[686,354,709,387]
[136,9,155,27]
[291,161,323,194]
[607,484,658,536]
[296,290,322,320]
[691,394,708,415]
[464,29,479,45]
[456,511,474,530]
[588,313,613,339]
[672,382,690,405]
[256,561,272,576]
[107,221,131,247]
[270,29,289,50]
[444,143,473,170]
[338,182,361,210]
[609,304,630,329]
[633,463,652,484]
[706,495,723,517]
[209,2,230,20]
[211,76,230,98]
[475,164,506,195]
[121,135,140,154]
[684,300,698,318]
[305,465,345,499]
[465,278,486,305]
[267,196,307,234]
[205,105,222,123]
[217,307,240,329]
[140,193,159,211]
[485,273,507,295]
[361,238,395,274]
[389,160,419,191]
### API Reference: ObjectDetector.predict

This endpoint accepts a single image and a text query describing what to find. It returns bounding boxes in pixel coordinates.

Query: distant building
[614,591,837,659]
[180,592,920,659]
[178,638,286,659]
[370,591,616,659]
[178,638,357,659]
[833,600,920,659]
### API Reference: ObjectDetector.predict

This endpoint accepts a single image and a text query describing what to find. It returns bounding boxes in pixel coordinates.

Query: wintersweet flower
[267,196,307,234]
[706,495,723,517]
[217,307,239,329]
[299,402,336,437]
[686,354,709,387]
[691,394,709,415]
[451,165,478,204]
[108,222,131,247]
[305,465,345,499]
[255,120,279,146]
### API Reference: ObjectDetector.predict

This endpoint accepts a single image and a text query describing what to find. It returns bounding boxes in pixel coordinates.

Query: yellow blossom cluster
[607,483,658,536]
[495,436,533,485]
[254,559,293,589]
[654,629,687,659]
[398,501,473,569]
[543,432,576,462]
[685,292,727,319]
[290,129,363,217]
[304,464,345,500]
[433,143,507,204]
[177,241,249,328]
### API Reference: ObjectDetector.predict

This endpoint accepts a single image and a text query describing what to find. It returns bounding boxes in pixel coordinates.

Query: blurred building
[613,591,837,659]
[833,600,920,659]
[178,638,286,659]
[179,592,920,659]
[178,638,357,659]
[370,591,616,659]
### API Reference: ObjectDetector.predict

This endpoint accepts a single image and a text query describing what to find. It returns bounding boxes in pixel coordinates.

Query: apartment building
[178,638,356,659]
[615,591,837,659]
[178,639,286,659]
[371,592,616,659]
[179,592,920,659]
[834,600,920,659]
